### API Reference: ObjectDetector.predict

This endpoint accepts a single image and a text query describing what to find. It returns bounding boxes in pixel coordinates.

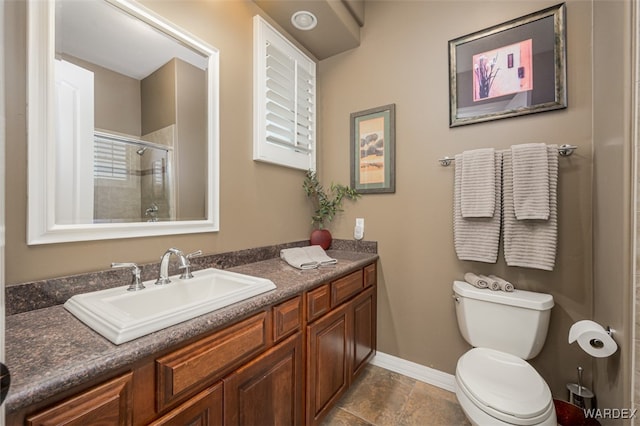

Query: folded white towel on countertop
[454,151,502,263]
[461,148,496,218]
[511,143,550,220]
[503,144,558,271]
[280,245,337,270]
[464,272,488,289]
[489,275,515,292]
[304,245,338,266]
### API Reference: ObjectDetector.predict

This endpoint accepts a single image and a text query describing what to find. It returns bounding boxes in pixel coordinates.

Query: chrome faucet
[155,248,202,285]
[156,248,188,285]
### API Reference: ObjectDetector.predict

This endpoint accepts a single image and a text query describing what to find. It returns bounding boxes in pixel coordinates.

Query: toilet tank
[452,281,554,360]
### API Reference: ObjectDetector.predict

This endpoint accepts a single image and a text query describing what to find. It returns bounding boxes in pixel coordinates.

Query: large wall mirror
[27,0,220,244]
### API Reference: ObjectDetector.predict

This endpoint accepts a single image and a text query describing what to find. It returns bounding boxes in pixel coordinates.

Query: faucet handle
[186,250,203,260]
[179,250,202,280]
[112,262,145,291]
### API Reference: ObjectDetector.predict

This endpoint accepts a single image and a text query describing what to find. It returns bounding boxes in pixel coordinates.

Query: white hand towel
[511,143,550,220]
[461,148,496,218]
[464,272,488,289]
[481,275,500,291]
[503,145,558,271]
[280,248,318,270]
[306,245,337,266]
[489,275,515,292]
[454,151,502,263]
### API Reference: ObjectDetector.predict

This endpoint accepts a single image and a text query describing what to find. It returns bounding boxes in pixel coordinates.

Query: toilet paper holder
[589,326,614,349]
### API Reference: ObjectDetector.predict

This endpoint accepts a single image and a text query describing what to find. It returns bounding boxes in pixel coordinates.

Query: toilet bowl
[452,281,556,426]
[455,348,556,426]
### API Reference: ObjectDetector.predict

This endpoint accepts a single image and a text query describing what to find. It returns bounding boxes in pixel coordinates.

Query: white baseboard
[370,351,456,393]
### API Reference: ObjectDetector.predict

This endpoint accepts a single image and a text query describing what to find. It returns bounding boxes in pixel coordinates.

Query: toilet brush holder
[566,366,595,409]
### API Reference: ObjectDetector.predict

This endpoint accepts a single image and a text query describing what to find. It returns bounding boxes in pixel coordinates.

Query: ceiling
[56,0,208,80]
[253,0,365,60]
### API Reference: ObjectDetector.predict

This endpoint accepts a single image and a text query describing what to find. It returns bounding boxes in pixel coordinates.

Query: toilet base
[455,380,557,426]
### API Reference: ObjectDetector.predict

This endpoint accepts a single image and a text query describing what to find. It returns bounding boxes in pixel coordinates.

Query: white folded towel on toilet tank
[464,272,488,289]
[488,275,515,292]
[481,275,501,291]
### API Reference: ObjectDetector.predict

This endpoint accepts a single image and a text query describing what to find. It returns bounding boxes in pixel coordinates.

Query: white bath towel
[280,247,318,270]
[503,145,558,271]
[461,148,496,218]
[481,275,500,291]
[305,245,338,266]
[454,151,502,263]
[280,246,337,270]
[511,143,550,220]
[489,275,515,292]
[464,272,488,289]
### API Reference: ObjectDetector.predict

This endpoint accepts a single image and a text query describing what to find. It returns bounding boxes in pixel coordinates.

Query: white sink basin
[64,268,276,345]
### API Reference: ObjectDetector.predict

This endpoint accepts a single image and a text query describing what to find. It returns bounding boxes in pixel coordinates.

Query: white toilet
[452,280,557,426]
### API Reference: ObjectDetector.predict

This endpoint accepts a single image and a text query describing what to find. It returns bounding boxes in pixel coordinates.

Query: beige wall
[592,0,634,413]
[62,54,142,137]
[5,0,311,283]
[175,59,207,221]
[318,0,602,400]
[141,59,176,135]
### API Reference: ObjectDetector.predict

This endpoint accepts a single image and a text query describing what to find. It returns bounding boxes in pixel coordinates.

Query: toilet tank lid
[453,281,554,311]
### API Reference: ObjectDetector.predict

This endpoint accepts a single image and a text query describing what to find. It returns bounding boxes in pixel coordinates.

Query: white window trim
[253,15,316,171]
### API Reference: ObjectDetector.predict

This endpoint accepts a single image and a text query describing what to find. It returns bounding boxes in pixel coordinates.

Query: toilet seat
[456,348,554,425]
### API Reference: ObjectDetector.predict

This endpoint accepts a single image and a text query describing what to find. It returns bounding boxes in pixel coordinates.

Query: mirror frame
[27,0,220,245]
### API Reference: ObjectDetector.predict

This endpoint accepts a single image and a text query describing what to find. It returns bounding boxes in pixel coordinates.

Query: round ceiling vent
[291,11,317,31]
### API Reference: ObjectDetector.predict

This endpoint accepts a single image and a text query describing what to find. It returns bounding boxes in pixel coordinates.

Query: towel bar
[438,144,578,166]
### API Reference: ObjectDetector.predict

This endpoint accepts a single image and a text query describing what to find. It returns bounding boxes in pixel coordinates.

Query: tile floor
[321,364,471,426]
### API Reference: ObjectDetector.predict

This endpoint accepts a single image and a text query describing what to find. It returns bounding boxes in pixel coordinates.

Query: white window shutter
[253,15,316,171]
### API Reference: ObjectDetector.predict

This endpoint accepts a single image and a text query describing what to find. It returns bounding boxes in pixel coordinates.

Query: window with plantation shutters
[253,15,316,171]
[94,135,129,181]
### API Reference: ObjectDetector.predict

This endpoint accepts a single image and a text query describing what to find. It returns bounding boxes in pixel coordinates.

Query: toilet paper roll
[568,320,618,358]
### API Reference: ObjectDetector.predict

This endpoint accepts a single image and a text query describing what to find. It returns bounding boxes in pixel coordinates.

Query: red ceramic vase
[310,229,332,250]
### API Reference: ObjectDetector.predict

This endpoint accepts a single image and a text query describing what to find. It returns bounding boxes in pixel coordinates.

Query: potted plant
[303,170,360,249]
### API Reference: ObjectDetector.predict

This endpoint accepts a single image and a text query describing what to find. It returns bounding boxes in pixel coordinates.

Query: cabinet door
[149,383,223,426]
[306,303,350,426]
[26,372,133,426]
[351,286,376,380]
[224,333,303,426]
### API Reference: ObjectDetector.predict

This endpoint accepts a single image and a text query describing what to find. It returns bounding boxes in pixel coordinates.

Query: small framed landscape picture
[350,104,396,194]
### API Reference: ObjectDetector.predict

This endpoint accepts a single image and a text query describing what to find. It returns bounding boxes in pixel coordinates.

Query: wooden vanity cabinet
[15,263,376,426]
[224,332,303,426]
[306,303,350,425]
[306,265,377,426]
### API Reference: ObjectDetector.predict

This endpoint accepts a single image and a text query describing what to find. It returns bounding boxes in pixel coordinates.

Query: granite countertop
[5,250,378,413]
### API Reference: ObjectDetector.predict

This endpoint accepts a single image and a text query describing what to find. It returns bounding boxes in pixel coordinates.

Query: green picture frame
[350,104,396,194]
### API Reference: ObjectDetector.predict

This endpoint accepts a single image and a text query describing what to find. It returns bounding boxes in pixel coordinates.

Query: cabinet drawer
[149,383,223,426]
[27,372,133,426]
[156,311,269,412]
[273,296,302,342]
[331,270,363,307]
[364,263,376,288]
[306,284,330,322]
